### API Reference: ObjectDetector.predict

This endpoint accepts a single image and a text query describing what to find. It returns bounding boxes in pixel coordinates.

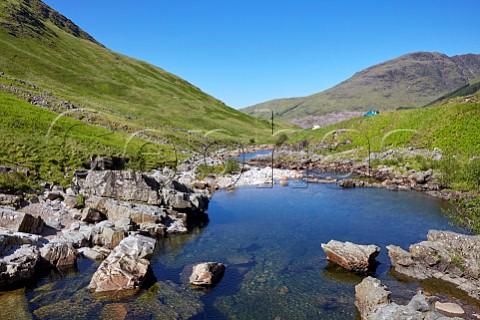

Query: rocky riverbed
[0,168,211,292]
[0,147,479,319]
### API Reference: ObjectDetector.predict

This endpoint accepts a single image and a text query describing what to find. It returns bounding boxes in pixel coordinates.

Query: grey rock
[81,207,106,223]
[388,230,480,300]
[189,262,226,287]
[45,191,63,201]
[88,235,156,292]
[91,221,126,250]
[0,206,44,234]
[434,302,464,316]
[79,246,110,261]
[114,217,136,232]
[61,230,88,248]
[40,237,77,267]
[79,170,161,205]
[321,240,380,272]
[63,195,82,209]
[86,196,167,225]
[355,277,456,320]
[0,193,21,206]
[0,231,44,287]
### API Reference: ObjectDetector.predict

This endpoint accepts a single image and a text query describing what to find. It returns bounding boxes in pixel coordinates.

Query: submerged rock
[387,230,480,300]
[88,235,156,292]
[189,262,226,287]
[321,240,380,272]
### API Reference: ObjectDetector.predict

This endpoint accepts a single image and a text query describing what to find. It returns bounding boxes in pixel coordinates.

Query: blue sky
[43,0,480,109]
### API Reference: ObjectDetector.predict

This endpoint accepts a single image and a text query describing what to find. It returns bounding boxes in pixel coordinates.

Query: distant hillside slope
[291,91,480,158]
[0,0,280,143]
[425,77,480,106]
[242,52,480,122]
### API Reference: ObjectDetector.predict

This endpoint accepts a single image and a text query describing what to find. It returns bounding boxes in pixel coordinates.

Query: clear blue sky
[43,0,480,109]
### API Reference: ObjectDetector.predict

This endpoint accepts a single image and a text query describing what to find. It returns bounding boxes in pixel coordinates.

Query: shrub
[223,158,240,174]
[444,197,480,235]
[437,154,461,188]
[0,171,32,193]
[275,133,289,146]
[462,158,480,191]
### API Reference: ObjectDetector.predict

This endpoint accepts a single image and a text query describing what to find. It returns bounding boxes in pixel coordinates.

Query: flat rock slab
[0,206,44,234]
[88,235,156,292]
[321,240,380,272]
[435,302,465,315]
[189,262,225,287]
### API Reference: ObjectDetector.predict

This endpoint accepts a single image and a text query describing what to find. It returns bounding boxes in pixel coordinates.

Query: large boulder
[91,221,126,249]
[79,170,162,205]
[0,231,44,287]
[85,196,167,225]
[387,230,480,300]
[321,240,380,272]
[88,235,156,292]
[0,206,44,234]
[189,262,226,287]
[355,277,461,320]
[40,237,78,268]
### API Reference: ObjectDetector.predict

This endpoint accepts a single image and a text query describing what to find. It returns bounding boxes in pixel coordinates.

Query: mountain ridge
[242,51,480,124]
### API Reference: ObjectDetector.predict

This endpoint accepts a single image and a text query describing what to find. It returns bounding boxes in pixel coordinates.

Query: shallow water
[5,183,474,319]
[235,149,272,162]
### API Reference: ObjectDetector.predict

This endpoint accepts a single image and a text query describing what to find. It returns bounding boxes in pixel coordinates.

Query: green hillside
[0,90,176,189]
[243,52,480,122]
[292,93,480,158]
[425,78,480,106]
[0,0,281,143]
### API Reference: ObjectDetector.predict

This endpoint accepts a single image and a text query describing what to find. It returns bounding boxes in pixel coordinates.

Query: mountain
[0,0,281,143]
[425,77,480,106]
[241,52,480,124]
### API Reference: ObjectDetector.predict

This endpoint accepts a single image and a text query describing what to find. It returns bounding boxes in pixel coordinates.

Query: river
[4,181,471,319]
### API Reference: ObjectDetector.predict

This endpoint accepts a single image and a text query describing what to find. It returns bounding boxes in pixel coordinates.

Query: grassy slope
[425,78,480,106]
[0,0,284,143]
[291,95,480,158]
[0,90,176,187]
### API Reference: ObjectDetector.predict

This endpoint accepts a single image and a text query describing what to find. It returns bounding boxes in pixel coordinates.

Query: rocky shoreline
[0,168,213,292]
[0,147,479,318]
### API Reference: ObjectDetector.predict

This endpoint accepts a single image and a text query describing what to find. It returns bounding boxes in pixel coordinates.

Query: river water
[1,183,471,319]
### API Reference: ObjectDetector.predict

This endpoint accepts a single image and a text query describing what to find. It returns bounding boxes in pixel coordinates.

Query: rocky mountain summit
[242,52,480,125]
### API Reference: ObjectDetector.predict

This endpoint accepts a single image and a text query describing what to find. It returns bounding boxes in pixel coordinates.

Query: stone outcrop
[40,237,78,268]
[85,196,167,225]
[355,277,462,320]
[78,170,210,237]
[387,230,480,300]
[0,206,44,234]
[321,240,380,272]
[189,262,226,287]
[81,207,106,223]
[88,235,156,292]
[0,231,44,287]
[79,170,162,205]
